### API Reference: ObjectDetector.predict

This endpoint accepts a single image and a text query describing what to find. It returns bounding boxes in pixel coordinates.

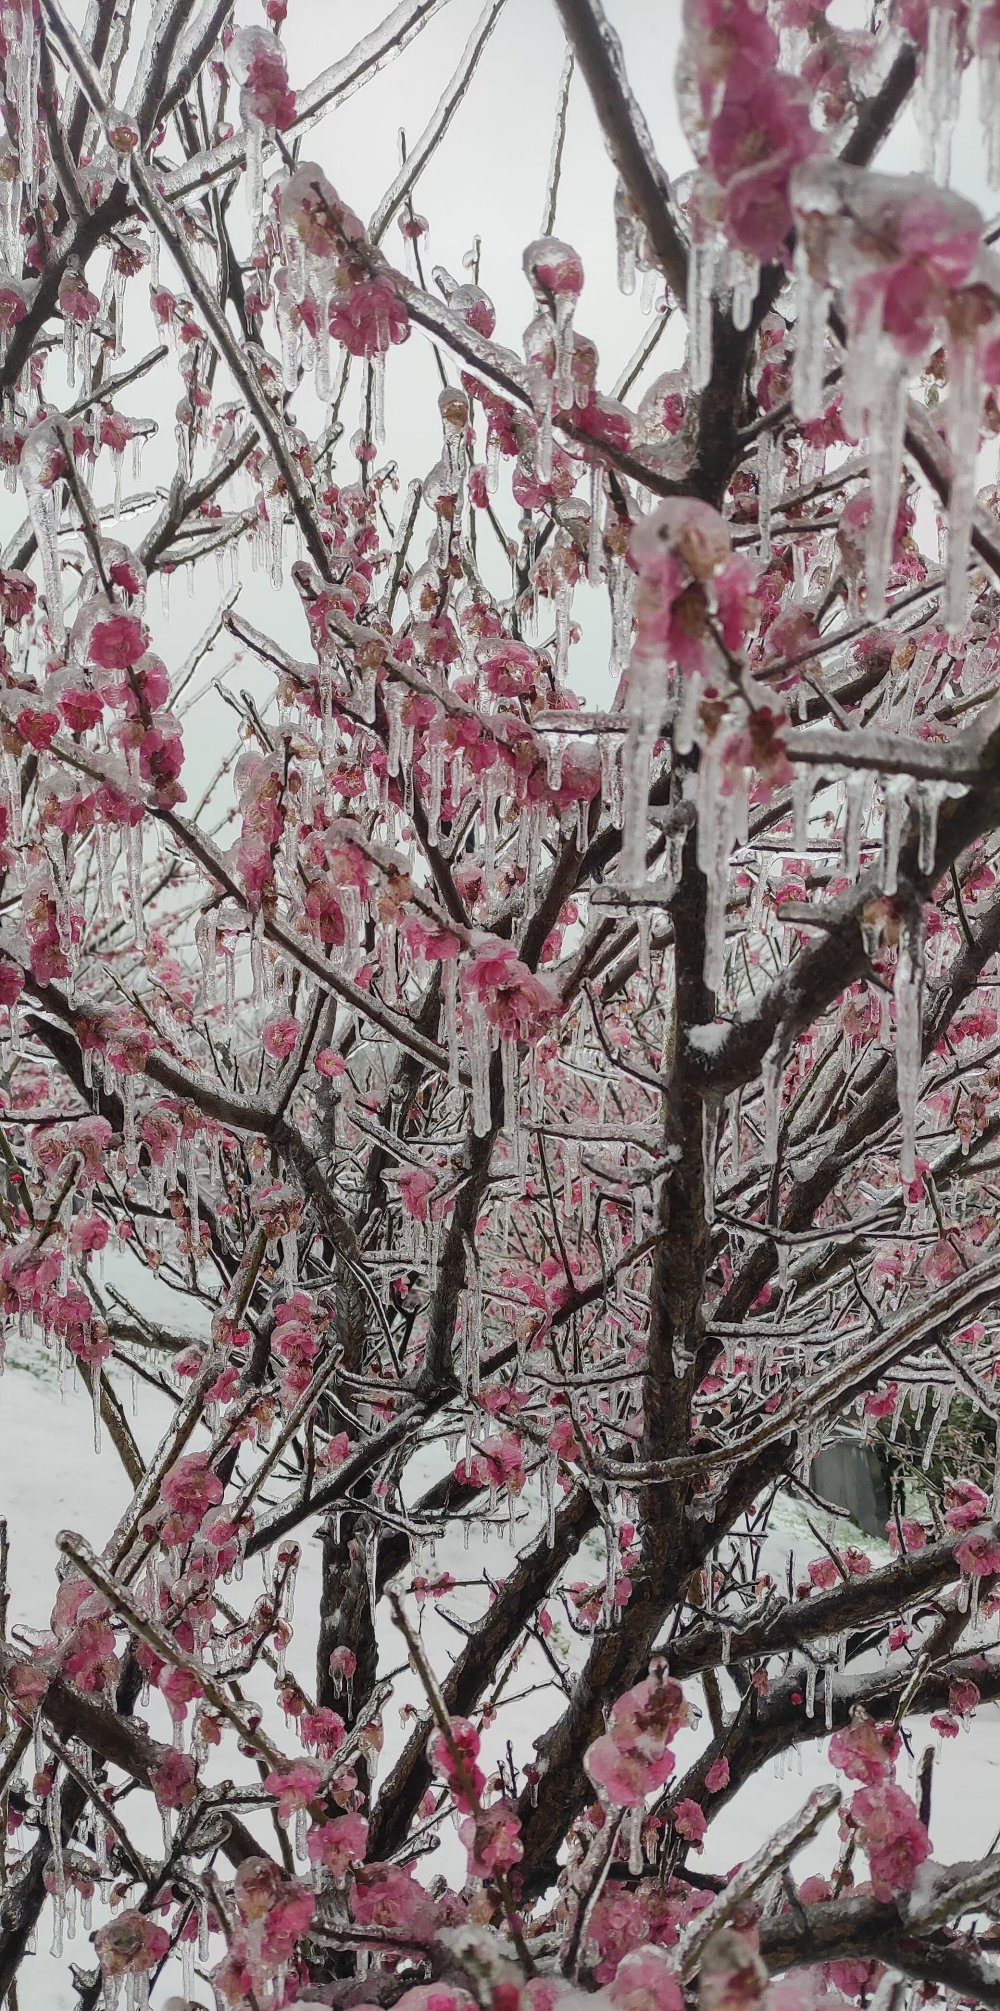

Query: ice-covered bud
[450,282,496,337]
[105,112,140,155]
[944,1477,990,1529]
[93,1911,170,1977]
[673,1798,707,1845]
[227,26,296,128]
[58,263,100,323]
[279,163,365,261]
[610,1945,684,2011]
[233,1855,283,1922]
[0,275,30,333]
[19,420,66,493]
[524,236,585,299]
[698,1930,768,2011]
[0,569,35,623]
[632,498,732,584]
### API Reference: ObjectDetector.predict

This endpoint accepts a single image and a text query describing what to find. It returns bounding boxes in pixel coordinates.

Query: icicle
[20,423,66,647]
[921,1383,950,1469]
[371,351,386,446]
[757,427,778,561]
[185,1136,201,1255]
[697,750,743,992]
[466,999,493,1136]
[843,771,868,879]
[554,291,576,411]
[443,957,460,1088]
[688,233,716,392]
[894,911,925,1185]
[728,250,759,330]
[761,1038,785,1167]
[48,1770,66,1957]
[922,4,961,184]
[245,110,265,232]
[621,689,662,886]
[91,1363,102,1453]
[792,768,813,850]
[823,1663,835,1730]
[8,3,39,207]
[865,361,908,621]
[804,1661,818,1719]
[614,181,638,295]
[791,242,829,421]
[385,684,404,777]
[880,775,908,897]
[126,823,145,950]
[627,1805,644,1875]
[944,336,982,633]
[979,24,1000,183]
[588,464,604,586]
[915,781,945,876]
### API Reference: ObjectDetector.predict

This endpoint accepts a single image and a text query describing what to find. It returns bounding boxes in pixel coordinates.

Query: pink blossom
[307,1811,368,1880]
[828,1714,899,1786]
[149,1747,197,1810]
[397,1166,438,1221]
[301,1705,347,1755]
[350,1861,438,1941]
[886,1516,928,1554]
[944,1478,990,1530]
[264,1758,325,1819]
[262,1012,300,1059]
[610,1944,684,2011]
[68,1214,109,1257]
[954,1530,1000,1576]
[88,613,145,671]
[673,1798,707,1846]
[458,1798,523,1876]
[328,279,410,358]
[0,962,24,1008]
[328,1644,357,1689]
[160,1452,224,1546]
[585,1671,690,1808]
[462,938,561,1043]
[430,1716,485,1810]
[846,1781,930,1901]
[705,1756,730,1792]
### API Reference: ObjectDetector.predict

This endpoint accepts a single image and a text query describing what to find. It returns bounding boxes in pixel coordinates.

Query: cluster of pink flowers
[461,938,562,1044]
[213,1856,315,2004]
[678,0,822,260]
[455,1430,527,1498]
[156,1451,225,1547]
[629,499,756,685]
[943,1478,1000,1574]
[830,1711,930,1900]
[585,1668,692,1808]
[278,161,411,358]
[271,1289,325,1399]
